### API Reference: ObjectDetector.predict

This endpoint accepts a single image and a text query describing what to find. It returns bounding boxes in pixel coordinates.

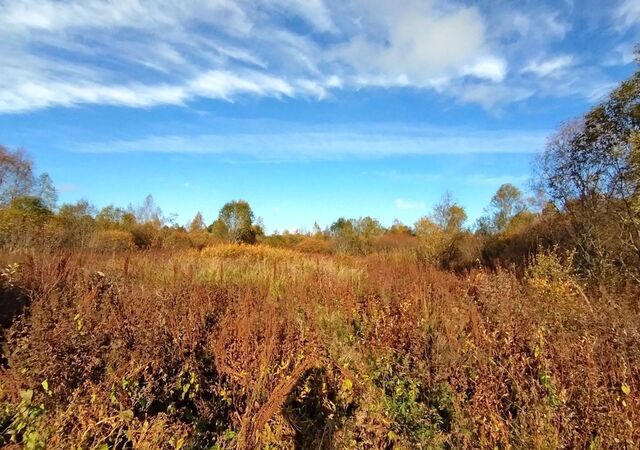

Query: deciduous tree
[538,66,640,282]
[216,200,258,244]
[188,211,206,232]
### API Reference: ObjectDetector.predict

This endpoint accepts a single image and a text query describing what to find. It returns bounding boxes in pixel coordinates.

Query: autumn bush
[0,244,637,449]
[91,230,135,253]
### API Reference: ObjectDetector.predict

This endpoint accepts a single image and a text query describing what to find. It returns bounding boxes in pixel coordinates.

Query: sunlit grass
[0,245,638,449]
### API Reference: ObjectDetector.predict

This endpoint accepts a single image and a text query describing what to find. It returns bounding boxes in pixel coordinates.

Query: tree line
[0,146,539,262]
[1,53,638,291]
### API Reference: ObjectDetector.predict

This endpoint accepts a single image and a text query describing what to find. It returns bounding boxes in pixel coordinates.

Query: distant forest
[2,57,639,290]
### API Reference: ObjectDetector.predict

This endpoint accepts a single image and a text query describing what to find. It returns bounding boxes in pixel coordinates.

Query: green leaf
[41,379,51,396]
[181,382,190,400]
[621,383,631,395]
[110,387,118,404]
[20,389,34,403]
[222,429,237,440]
[73,313,83,331]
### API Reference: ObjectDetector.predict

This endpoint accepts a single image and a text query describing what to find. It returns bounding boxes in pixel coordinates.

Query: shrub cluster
[0,246,637,448]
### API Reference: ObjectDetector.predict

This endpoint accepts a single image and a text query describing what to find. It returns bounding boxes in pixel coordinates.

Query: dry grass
[0,245,638,449]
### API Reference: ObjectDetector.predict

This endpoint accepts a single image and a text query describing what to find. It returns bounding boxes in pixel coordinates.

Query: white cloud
[333,1,507,87]
[532,69,618,102]
[453,84,534,110]
[615,0,640,30]
[270,0,337,33]
[0,0,253,35]
[72,123,549,160]
[462,57,508,82]
[522,55,575,77]
[0,0,314,112]
[0,0,627,113]
[188,70,295,100]
[394,198,425,210]
[584,81,620,102]
[0,70,335,113]
[603,43,637,66]
[0,81,188,113]
[491,9,570,44]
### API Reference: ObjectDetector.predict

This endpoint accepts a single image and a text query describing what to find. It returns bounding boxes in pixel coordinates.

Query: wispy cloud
[522,55,575,77]
[71,124,550,160]
[0,0,633,113]
[0,70,335,113]
[394,198,425,210]
[332,2,506,86]
[603,42,637,66]
[615,0,640,30]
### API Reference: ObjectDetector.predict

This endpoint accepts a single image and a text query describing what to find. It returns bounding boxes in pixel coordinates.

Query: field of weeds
[0,245,638,449]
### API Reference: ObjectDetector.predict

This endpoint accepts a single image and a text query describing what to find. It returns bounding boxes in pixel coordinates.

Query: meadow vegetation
[0,53,638,450]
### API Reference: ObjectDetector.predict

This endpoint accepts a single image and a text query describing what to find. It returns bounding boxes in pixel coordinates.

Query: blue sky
[0,0,638,232]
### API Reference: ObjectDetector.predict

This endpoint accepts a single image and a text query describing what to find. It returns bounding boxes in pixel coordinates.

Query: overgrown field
[0,245,638,449]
